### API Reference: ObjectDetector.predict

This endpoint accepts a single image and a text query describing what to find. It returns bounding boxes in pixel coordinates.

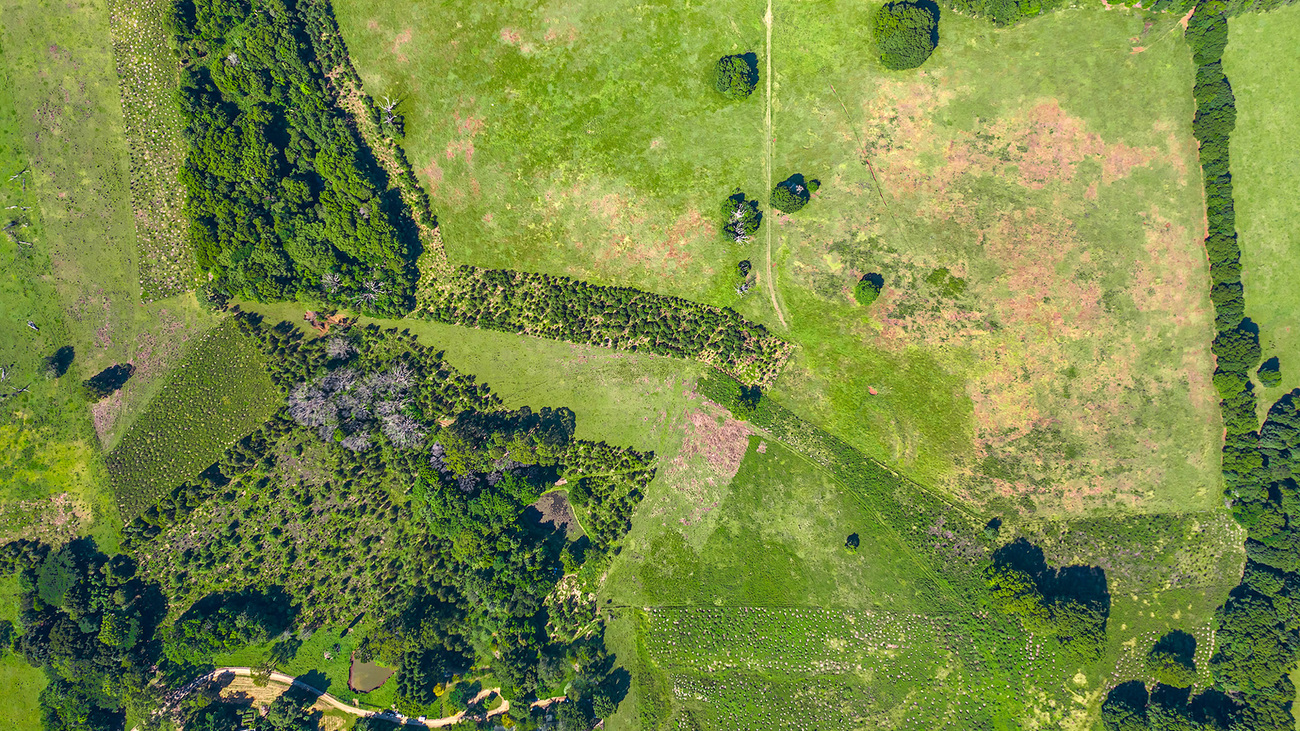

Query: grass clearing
[334,0,768,305]
[0,575,44,729]
[760,5,1218,516]
[1224,4,1300,413]
[336,0,1220,517]
[106,319,279,518]
[605,435,943,612]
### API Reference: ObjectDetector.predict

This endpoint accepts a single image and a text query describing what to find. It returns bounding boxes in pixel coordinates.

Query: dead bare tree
[379,95,401,126]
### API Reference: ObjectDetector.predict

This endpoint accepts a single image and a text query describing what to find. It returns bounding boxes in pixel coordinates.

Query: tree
[41,346,74,379]
[713,53,758,100]
[873,0,940,71]
[737,260,752,278]
[854,274,884,306]
[720,189,762,243]
[81,363,135,401]
[770,174,818,213]
[1258,357,1282,388]
[1146,631,1197,689]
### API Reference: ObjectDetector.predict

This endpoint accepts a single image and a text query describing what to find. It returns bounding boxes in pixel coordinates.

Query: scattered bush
[770,174,818,213]
[873,0,940,70]
[1258,357,1281,388]
[713,53,759,100]
[853,273,884,306]
[81,363,135,401]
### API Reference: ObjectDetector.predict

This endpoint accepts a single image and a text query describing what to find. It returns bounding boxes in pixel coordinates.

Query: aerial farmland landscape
[0,0,1297,728]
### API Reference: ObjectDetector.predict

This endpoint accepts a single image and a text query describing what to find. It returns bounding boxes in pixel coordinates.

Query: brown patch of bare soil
[0,493,88,545]
[657,401,753,526]
[532,491,583,538]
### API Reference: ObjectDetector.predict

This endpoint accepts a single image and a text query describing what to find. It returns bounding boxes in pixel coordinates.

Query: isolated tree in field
[771,173,819,213]
[873,0,940,70]
[81,363,135,401]
[713,53,759,100]
[721,189,762,243]
[42,345,74,379]
[854,273,884,306]
[737,260,752,278]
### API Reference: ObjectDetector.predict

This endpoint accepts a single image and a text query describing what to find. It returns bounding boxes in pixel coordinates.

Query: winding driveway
[176,667,560,728]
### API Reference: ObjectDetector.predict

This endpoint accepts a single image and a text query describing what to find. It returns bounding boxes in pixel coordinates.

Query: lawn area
[335,0,1220,517]
[1224,4,1300,413]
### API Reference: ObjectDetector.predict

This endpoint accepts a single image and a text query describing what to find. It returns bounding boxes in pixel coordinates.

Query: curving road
[175,667,560,729]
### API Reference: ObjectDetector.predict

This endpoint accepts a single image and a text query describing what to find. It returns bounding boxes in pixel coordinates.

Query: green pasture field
[0,575,43,728]
[106,319,279,518]
[335,0,1220,517]
[760,5,1218,516]
[0,6,117,547]
[334,0,767,306]
[0,0,220,452]
[1224,4,1300,414]
[604,435,943,612]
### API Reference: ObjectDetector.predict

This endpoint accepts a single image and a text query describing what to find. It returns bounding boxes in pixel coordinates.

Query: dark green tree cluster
[1,539,166,731]
[713,53,758,100]
[1258,356,1282,388]
[1101,680,1236,731]
[934,0,1058,27]
[423,267,792,387]
[982,541,1109,663]
[872,0,940,69]
[161,590,294,670]
[720,189,762,243]
[172,0,418,315]
[81,363,135,402]
[770,173,818,214]
[41,346,74,380]
[853,273,884,306]
[1146,631,1198,689]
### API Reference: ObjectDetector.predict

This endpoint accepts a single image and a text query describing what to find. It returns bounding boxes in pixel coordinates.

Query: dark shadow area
[298,669,331,695]
[41,345,74,378]
[862,272,885,290]
[1152,629,1197,666]
[81,362,135,400]
[845,533,860,550]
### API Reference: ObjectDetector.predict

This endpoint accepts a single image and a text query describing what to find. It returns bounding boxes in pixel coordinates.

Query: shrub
[853,273,884,306]
[81,363,136,401]
[873,0,940,70]
[1258,357,1282,388]
[737,260,752,278]
[721,189,763,243]
[771,174,818,213]
[713,53,759,100]
[41,346,74,379]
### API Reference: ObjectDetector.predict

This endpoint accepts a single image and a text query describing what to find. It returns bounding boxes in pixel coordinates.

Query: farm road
[172,667,558,728]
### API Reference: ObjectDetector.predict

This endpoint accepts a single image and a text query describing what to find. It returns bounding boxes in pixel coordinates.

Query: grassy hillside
[336,0,1219,517]
[1224,4,1300,413]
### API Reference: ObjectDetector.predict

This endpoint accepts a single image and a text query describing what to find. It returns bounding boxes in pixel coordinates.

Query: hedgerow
[421,267,794,388]
[106,320,279,518]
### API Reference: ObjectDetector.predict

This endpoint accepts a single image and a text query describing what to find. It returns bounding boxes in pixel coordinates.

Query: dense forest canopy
[172,0,418,314]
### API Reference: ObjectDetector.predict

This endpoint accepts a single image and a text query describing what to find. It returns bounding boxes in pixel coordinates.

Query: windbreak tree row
[1098,6,1300,730]
[421,267,795,389]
